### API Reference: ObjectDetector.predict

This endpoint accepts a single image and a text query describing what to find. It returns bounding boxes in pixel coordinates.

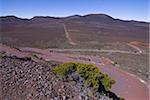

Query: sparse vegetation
[53,62,77,78]
[53,62,115,92]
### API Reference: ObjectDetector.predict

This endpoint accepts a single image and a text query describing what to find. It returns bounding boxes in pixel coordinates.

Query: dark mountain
[63,14,149,27]
[65,14,115,23]
[0,14,149,48]
[64,15,81,20]
[30,16,61,23]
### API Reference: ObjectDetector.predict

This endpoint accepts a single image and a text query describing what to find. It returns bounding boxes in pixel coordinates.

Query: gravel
[0,52,112,100]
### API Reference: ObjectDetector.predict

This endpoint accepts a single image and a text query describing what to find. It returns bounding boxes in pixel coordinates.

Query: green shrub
[53,62,115,92]
[53,62,77,77]
[101,74,116,91]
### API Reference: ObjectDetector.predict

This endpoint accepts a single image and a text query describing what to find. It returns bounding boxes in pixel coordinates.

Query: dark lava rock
[0,53,113,100]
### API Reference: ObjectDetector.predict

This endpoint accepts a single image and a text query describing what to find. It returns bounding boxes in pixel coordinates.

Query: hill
[0,14,149,48]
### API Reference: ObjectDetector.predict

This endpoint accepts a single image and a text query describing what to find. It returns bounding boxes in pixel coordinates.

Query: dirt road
[127,43,143,54]
[19,47,149,100]
[63,24,77,45]
[48,48,142,54]
[1,44,149,100]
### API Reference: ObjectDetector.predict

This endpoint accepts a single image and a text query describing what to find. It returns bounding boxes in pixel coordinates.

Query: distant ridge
[0,14,149,23]
[0,13,149,47]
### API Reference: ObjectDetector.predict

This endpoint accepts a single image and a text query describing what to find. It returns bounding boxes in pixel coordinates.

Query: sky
[0,0,149,22]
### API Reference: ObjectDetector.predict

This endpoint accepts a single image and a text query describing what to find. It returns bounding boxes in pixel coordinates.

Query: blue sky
[0,0,149,21]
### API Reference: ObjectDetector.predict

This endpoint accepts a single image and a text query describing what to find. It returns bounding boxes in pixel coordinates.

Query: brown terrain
[0,14,149,48]
[0,14,149,100]
[0,43,149,100]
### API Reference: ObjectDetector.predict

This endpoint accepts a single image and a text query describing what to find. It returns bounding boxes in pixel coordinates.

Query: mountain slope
[0,14,149,48]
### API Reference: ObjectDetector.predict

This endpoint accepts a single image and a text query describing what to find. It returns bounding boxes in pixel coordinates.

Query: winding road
[1,44,149,100]
[19,47,149,100]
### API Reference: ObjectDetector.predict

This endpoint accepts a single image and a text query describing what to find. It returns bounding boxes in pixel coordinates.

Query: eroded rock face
[0,53,112,100]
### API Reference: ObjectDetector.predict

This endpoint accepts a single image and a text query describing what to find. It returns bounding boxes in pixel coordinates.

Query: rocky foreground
[0,43,149,100]
[0,52,113,100]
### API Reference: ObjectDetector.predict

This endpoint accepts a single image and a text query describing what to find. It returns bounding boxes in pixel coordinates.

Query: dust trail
[63,24,77,45]
[127,43,143,54]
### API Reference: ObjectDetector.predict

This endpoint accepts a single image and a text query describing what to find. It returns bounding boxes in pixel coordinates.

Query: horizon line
[0,13,149,23]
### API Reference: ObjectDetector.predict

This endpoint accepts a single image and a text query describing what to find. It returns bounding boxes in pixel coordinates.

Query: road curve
[95,62,149,100]
[1,45,149,100]
[127,43,143,54]
[19,47,149,100]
